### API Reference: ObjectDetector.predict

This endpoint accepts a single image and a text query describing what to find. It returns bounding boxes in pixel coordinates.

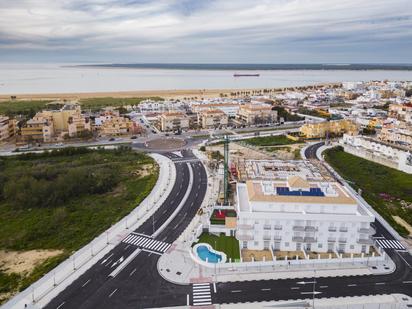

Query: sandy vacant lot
[0,249,63,275]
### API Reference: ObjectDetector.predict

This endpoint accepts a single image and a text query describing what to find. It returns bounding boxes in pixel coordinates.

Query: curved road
[46,150,208,309]
[45,144,412,308]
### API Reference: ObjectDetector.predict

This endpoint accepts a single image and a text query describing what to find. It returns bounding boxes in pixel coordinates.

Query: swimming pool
[193,243,227,264]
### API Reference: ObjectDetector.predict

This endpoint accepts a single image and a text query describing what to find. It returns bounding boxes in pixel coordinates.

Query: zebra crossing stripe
[376,239,405,250]
[122,233,171,254]
[192,283,212,306]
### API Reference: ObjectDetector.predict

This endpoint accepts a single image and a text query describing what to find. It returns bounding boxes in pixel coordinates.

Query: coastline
[0,83,340,101]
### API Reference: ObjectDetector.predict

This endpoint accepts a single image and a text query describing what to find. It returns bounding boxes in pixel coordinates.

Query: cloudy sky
[0,0,411,63]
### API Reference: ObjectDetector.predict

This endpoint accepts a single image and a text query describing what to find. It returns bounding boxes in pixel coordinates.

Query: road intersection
[42,144,412,308]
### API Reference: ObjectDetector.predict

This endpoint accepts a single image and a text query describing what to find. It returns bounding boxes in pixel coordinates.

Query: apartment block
[236,103,277,125]
[159,111,190,132]
[0,116,16,141]
[300,119,358,138]
[235,175,375,254]
[340,134,412,174]
[198,109,228,129]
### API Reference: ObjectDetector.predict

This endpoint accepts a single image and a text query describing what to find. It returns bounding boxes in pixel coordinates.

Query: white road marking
[101,253,113,264]
[347,284,357,287]
[129,268,137,277]
[261,288,271,291]
[108,288,118,298]
[56,302,65,309]
[403,281,412,284]
[187,294,189,306]
[231,290,242,293]
[375,282,385,285]
[291,287,300,290]
[319,285,328,289]
[81,279,91,287]
[213,282,217,293]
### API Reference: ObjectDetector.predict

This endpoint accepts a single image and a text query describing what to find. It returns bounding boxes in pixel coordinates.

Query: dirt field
[0,249,63,275]
[241,249,273,262]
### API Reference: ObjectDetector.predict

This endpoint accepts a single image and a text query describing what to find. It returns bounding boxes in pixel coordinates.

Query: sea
[1,63,412,95]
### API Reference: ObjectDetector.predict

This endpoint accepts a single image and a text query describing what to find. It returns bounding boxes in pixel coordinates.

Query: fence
[4,153,176,309]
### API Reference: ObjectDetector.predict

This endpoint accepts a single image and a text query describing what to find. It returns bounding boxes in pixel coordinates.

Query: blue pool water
[196,245,222,263]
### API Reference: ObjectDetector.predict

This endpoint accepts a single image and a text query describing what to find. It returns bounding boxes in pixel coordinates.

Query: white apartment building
[191,103,240,117]
[235,175,375,254]
[341,134,412,174]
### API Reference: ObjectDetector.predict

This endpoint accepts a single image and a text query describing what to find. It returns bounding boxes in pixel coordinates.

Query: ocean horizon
[1,63,412,95]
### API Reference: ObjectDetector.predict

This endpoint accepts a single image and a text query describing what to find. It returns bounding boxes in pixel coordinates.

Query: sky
[0,0,411,64]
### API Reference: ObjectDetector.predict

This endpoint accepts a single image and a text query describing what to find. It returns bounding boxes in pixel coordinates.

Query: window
[318,243,323,248]
[242,241,248,249]
[285,242,289,247]
[350,245,354,249]
[254,241,259,246]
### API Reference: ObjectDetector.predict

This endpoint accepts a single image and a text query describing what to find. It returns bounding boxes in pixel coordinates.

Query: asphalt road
[45,143,412,308]
[45,149,208,309]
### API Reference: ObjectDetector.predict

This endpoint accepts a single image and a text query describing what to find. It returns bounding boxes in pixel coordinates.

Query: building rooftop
[245,180,357,205]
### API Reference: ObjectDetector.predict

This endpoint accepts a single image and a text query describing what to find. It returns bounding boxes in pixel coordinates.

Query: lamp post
[312,269,316,309]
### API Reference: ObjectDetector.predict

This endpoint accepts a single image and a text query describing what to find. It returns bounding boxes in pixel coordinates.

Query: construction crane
[223,135,229,205]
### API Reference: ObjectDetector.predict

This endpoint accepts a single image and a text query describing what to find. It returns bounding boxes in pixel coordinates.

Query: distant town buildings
[198,109,228,129]
[340,134,412,174]
[0,116,16,141]
[236,103,277,125]
[300,119,358,138]
[159,111,190,132]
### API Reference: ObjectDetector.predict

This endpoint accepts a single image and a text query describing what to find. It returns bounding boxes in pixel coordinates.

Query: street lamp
[312,269,316,309]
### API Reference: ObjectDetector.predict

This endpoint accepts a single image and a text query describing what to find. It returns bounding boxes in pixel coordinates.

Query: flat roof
[246,180,357,205]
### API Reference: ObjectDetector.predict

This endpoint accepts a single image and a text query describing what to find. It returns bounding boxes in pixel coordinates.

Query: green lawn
[0,147,158,302]
[324,146,412,236]
[242,135,299,146]
[195,233,240,261]
[0,97,163,117]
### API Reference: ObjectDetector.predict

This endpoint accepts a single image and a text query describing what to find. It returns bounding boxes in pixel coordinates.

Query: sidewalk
[157,240,395,285]
[4,153,176,309]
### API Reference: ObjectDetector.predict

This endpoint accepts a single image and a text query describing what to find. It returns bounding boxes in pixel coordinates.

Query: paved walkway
[157,240,395,285]
[4,153,176,309]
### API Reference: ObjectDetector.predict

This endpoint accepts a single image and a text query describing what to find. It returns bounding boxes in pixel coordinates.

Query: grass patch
[0,100,52,117]
[324,146,412,236]
[79,97,163,112]
[0,147,158,302]
[195,233,240,261]
[0,97,164,117]
[242,135,299,146]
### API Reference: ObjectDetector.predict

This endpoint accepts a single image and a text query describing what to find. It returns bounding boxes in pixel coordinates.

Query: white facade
[341,134,412,174]
[235,177,375,254]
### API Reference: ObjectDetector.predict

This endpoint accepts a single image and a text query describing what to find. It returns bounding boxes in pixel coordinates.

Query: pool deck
[157,240,394,285]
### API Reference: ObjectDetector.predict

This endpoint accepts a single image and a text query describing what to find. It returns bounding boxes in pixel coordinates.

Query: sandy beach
[0,88,274,101]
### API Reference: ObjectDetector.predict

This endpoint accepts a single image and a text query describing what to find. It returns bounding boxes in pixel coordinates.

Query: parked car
[130,136,137,139]
[109,138,115,141]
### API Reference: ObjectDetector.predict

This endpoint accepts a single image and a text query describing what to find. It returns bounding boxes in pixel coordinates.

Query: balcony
[304,237,317,243]
[305,226,317,232]
[338,238,347,243]
[339,227,348,232]
[237,234,253,241]
[327,237,336,243]
[263,235,271,241]
[292,236,304,242]
[293,226,305,232]
[274,225,283,230]
[357,238,374,245]
[328,227,337,232]
[263,225,271,230]
[273,235,282,241]
[237,224,253,230]
[358,227,375,234]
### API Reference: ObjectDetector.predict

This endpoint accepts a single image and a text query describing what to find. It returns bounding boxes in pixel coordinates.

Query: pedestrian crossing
[375,238,405,250]
[122,233,171,254]
[192,283,212,306]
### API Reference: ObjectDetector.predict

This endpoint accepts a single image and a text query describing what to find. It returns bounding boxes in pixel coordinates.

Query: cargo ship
[233,73,260,77]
